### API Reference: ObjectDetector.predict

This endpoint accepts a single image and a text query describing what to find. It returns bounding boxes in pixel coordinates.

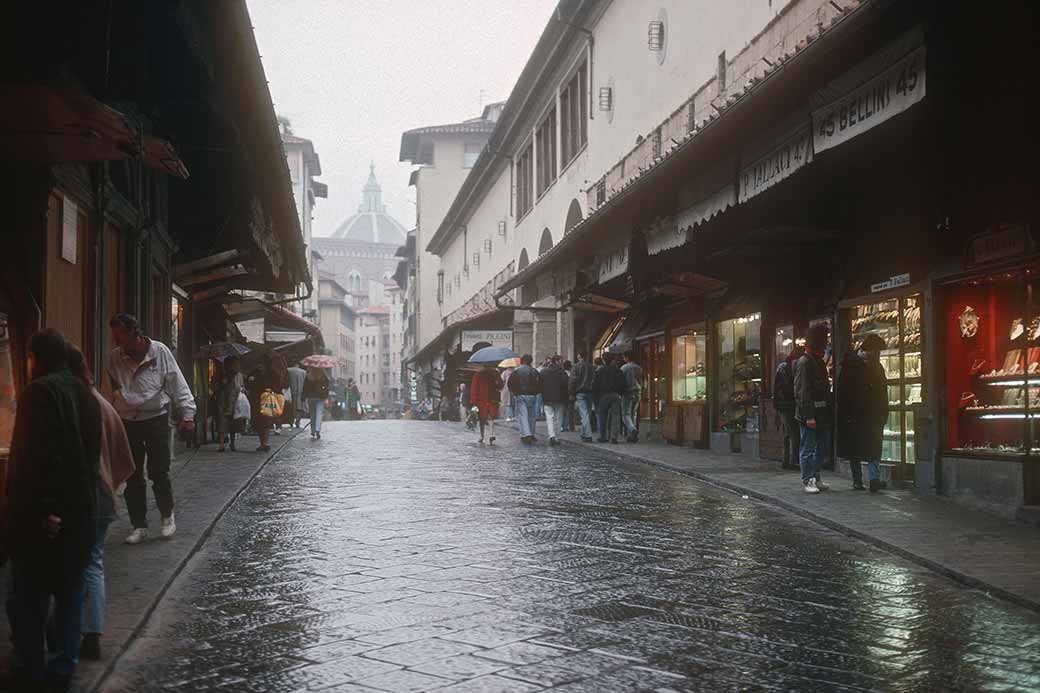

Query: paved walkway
[514,421,1040,613]
[0,427,304,692]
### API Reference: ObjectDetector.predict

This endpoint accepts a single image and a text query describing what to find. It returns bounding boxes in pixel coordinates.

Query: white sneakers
[125,514,176,545]
[161,514,177,538]
[803,478,830,493]
[815,479,830,491]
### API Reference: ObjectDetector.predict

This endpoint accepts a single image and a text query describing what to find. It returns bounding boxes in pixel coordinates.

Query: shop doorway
[638,337,666,421]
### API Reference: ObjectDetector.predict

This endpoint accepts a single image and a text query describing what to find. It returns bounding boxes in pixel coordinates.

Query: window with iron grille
[560,60,588,167]
[652,127,662,159]
[687,99,696,133]
[436,270,444,304]
[516,141,534,218]
[596,179,606,207]
[535,106,557,197]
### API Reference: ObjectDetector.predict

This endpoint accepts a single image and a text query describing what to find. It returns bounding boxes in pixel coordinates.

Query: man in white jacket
[106,313,196,544]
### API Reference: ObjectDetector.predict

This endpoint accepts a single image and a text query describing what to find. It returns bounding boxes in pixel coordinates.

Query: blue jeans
[622,389,641,438]
[11,559,85,681]
[798,423,832,483]
[82,514,113,634]
[308,398,325,434]
[576,393,594,439]
[515,394,537,438]
[535,393,545,421]
[597,393,622,441]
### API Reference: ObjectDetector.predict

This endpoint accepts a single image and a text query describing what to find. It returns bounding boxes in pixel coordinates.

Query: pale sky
[248,0,560,237]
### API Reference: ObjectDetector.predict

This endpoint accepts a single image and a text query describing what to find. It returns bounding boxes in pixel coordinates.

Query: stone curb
[500,420,1040,615]
[90,430,303,692]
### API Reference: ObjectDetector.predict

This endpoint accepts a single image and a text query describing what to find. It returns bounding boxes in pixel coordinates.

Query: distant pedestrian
[247,351,287,453]
[213,356,244,452]
[561,360,575,432]
[107,313,195,543]
[507,354,542,444]
[469,364,503,445]
[302,367,330,439]
[772,344,804,470]
[345,378,362,420]
[500,368,514,421]
[594,353,624,444]
[287,363,306,428]
[836,334,889,492]
[541,356,569,446]
[620,350,643,442]
[68,344,134,662]
[794,323,833,493]
[570,353,596,442]
[6,330,102,690]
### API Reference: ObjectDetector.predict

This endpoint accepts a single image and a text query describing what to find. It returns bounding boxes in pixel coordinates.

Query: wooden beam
[190,283,233,303]
[178,265,250,287]
[173,250,243,279]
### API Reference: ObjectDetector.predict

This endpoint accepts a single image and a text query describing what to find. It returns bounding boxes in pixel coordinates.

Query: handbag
[234,391,251,420]
[259,389,285,418]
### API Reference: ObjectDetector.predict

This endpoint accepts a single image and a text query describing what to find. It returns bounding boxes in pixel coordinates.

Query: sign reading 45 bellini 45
[813,44,926,154]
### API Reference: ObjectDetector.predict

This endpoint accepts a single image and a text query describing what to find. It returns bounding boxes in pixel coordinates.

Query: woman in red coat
[470,365,504,445]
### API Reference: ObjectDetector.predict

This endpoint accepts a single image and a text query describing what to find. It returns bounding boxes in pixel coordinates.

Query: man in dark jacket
[594,353,625,443]
[794,324,833,493]
[541,356,569,446]
[507,354,542,444]
[772,344,804,470]
[570,353,596,442]
[836,334,889,491]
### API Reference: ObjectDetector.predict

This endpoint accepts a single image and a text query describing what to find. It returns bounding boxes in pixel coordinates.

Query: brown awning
[223,297,322,342]
[0,84,189,178]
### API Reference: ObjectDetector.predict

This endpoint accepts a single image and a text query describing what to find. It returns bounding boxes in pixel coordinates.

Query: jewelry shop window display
[672,327,707,402]
[716,313,763,433]
[944,270,1040,456]
[850,295,923,464]
[0,312,17,500]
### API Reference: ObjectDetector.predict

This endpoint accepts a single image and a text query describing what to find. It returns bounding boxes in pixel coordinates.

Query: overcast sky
[248,0,559,237]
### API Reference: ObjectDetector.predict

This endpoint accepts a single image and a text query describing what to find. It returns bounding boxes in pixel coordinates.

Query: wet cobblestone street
[109,421,1040,692]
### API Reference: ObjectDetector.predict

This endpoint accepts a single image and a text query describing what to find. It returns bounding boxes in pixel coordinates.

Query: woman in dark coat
[836,334,889,491]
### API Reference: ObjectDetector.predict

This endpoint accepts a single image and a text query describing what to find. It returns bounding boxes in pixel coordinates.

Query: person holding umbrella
[214,356,244,452]
[300,354,335,439]
[469,363,503,445]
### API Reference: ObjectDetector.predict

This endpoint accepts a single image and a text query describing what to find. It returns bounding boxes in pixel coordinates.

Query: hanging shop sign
[461,329,513,351]
[966,224,1033,268]
[597,242,629,284]
[739,125,813,204]
[676,184,736,231]
[870,273,911,294]
[646,217,686,256]
[812,42,926,154]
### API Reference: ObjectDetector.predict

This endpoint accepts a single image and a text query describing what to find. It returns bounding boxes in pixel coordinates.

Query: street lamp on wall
[647,20,665,51]
[483,238,492,255]
[497,220,507,238]
[598,86,613,112]
[472,252,480,268]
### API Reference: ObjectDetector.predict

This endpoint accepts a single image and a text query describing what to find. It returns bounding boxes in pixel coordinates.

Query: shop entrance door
[639,337,666,421]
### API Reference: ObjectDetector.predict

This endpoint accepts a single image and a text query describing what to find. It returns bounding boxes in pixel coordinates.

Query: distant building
[317,273,356,387]
[280,118,327,318]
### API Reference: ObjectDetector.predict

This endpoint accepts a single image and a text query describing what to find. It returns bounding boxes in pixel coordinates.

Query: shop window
[943,271,1040,456]
[671,328,706,402]
[774,324,796,364]
[850,294,922,463]
[463,143,482,169]
[716,313,762,432]
[0,311,16,456]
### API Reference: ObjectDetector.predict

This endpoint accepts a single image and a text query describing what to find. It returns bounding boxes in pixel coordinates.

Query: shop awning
[223,297,323,345]
[0,84,188,178]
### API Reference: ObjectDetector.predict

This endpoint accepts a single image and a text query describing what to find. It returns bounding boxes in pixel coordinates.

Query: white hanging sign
[739,126,813,203]
[646,218,686,256]
[597,242,629,284]
[676,184,736,230]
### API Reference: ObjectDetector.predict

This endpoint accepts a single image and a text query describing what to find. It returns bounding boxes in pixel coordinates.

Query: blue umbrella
[468,345,518,364]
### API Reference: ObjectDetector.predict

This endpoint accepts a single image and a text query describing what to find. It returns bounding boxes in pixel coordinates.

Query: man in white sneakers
[794,323,833,494]
[106,313,196,543]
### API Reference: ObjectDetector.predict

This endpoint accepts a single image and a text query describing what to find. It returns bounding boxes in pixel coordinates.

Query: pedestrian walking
[541,356,569,446]
[620,350,643,442]
[5,330,102,691]
[287,363,306,428]
[345,378,362,420]
[836,334,889,492]
[594,353,624,444]
[500,368,514,421]
[570,353,596,442]
[507,354,541,444]
[794,323,834,493]
[469,364,503,445]
[213,356,244,452]
[106,313,195,543]
[772,344,804,470]
[247,351,287,453]
[68,344,134,662]
[302,367,330,439]
[561,360,575,432]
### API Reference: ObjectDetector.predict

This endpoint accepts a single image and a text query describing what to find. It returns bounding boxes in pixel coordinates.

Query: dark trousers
[779,408,799,468]
[596,393,622,442]
[10,560,84,682]
[124,413,174,528]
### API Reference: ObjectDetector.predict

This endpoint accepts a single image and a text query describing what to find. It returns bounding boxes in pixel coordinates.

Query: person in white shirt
[106,313,195,544]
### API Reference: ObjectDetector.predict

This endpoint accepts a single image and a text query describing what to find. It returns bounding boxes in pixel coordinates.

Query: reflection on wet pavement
[113,422,1040,692]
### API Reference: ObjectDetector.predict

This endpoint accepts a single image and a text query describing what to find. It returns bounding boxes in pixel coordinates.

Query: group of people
[466,350,643,447]
[773,323,890,493]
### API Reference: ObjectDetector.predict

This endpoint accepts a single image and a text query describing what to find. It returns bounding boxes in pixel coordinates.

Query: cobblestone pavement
[107,422,1040,693]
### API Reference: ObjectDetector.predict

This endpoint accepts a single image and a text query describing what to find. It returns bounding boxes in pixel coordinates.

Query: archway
[563,199,583,236]
[517,248,530,270]
[538,228,553,256]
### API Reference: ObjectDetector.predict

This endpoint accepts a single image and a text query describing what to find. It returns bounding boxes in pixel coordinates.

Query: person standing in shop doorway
[107,313,195,543]
[772,344,804,470]
[836,334,889,491]
[507,354,541,444]
[620,350,643,443]
[541,355,569,446]
[794,323,833,493]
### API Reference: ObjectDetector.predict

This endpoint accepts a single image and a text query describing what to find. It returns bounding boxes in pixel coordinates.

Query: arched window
[564,199,583,236]
[348,271,362,293]
[538,228,553,256]
[518,248,530,271]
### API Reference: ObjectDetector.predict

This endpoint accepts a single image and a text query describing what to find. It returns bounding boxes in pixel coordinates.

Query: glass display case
[716,313,762,433]
[850,294,923,463]
[639,336,667,421]
[943,270,1040,456]
[671,327,706,402]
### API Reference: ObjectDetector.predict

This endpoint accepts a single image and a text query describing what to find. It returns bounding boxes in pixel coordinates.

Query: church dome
[330,165,408,245]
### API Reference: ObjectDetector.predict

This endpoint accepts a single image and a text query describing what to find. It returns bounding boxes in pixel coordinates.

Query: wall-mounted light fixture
[454,274,461,288]
[647,20,665,51]
[497,220,507,237]
[472,253,480,268]
[483,238,492,254]
[598,86,613,112]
